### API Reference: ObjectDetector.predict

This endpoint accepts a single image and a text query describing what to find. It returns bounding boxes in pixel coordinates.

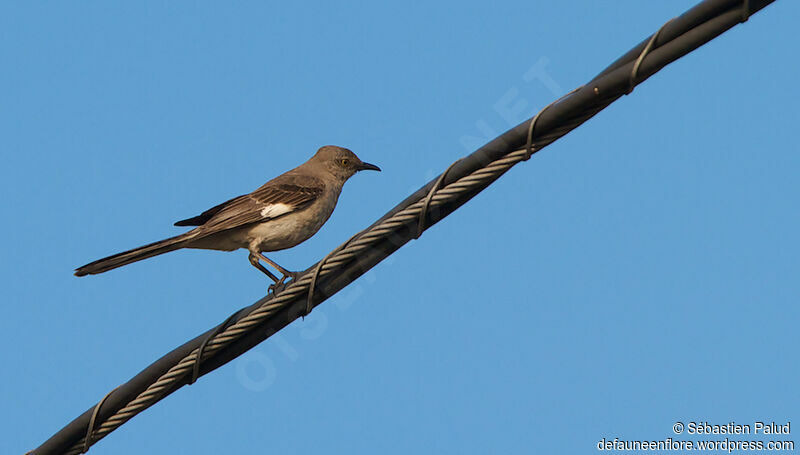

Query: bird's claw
[268,282,283,295]
[268,271,300,295]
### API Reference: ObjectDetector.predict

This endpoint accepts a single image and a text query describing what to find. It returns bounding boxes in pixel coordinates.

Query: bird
[74,145,380,289]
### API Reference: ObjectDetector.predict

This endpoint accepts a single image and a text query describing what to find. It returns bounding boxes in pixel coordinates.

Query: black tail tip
[74,268,88,277]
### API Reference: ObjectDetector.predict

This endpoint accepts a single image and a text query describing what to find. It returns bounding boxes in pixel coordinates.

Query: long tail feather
[74,232,195,276]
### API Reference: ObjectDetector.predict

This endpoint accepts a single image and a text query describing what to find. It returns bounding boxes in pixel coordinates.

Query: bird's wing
[190,175,325,234]
[174,198,235,226]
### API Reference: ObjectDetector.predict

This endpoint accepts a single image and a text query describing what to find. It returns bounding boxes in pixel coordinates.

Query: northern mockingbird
[74,145,380,289]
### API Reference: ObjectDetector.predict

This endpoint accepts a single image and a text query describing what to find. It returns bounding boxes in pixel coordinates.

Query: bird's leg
[253,251,299,284]
[248,252,280,283]
[248,251,298,295]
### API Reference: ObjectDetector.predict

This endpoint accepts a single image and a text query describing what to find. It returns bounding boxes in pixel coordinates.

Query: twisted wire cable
[64,130,570,454]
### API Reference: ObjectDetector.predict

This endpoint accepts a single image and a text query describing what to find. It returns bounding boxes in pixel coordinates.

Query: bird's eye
[340,158,350,167]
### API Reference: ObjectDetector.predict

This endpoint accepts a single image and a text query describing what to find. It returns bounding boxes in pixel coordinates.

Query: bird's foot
[268,282,283,295]
[268,271,300,295]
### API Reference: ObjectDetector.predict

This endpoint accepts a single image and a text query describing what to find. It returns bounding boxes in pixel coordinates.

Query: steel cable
[64,143,557,454]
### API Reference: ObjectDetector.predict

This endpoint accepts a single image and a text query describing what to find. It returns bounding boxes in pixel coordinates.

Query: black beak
[358,162,381,172]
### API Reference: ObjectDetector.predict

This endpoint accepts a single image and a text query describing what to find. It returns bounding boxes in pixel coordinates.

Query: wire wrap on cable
[82,387,118,454]
[306,233,360,316]
[416,160,461,238]
[525,88,582,161]
[628,19,673,94]
[190,313,237,385]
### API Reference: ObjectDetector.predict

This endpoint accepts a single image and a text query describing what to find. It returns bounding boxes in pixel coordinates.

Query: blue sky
[2,1,797,454]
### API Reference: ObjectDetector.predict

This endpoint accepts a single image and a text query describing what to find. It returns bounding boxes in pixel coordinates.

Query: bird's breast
[248,194,338,252]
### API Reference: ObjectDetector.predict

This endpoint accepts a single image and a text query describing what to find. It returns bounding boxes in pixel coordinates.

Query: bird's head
[312,145,381,181]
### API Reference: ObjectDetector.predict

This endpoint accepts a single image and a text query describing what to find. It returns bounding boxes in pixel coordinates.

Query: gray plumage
[74,146,380,279]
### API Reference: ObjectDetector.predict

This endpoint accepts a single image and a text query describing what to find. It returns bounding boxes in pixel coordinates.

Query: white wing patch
[259,203,293,219]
